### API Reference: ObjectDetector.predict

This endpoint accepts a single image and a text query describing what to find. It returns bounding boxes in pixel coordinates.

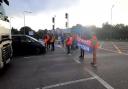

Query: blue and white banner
[77,42,93,53]
[76,36,93,53]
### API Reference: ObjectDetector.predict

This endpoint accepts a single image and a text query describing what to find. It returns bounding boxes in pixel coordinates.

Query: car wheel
[35,48,41,54]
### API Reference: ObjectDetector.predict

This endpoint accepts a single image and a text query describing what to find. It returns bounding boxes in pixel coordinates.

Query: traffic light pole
[52,16,56,30]
[65,13,69,29]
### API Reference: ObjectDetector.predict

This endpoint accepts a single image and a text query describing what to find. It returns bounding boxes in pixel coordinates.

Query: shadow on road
[0,63,12,77]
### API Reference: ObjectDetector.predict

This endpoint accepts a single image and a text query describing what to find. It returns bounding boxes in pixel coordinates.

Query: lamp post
[23,11,32,34]
[111,5,114,25]
[23,11,32,27]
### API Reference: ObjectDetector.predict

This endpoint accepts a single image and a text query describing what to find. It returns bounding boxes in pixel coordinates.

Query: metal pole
[23,11,32,34]
[52,15,56,30]
[23,11,25,27]
[65,13,68,29]
[111,5,114,25]
[54,15,56,30]
[23,11,25,34]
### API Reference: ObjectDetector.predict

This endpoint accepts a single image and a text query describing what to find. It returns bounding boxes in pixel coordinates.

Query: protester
[79,35,86,58]
[91,35,98,66]
[61,34,65,47]
[79,48,84,58]
[66,36,73,55]
[44,34,50,51]
[50,34,55,51]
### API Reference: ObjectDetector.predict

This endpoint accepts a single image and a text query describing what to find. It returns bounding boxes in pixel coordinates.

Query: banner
[77,36,93,53]
[77,42,93,53]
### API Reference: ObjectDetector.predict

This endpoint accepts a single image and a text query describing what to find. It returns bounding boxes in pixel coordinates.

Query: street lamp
[111,5,114,25]
[23,11,32,27]
[23,11,32,34]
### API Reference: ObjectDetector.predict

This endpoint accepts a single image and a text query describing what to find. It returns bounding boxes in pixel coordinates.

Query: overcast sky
[3,0,128,31]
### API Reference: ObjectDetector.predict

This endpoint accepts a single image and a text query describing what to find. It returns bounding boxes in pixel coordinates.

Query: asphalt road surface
[0,41,128,89]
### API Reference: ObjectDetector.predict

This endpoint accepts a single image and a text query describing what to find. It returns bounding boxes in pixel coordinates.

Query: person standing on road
[79,36,86,58]
[50,34,55,51]
[44,34,50,51]
[79,48,84,58]
[61,34,65,47]
[66,36,73,55]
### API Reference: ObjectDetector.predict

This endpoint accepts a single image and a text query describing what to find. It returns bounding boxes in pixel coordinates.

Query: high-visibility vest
[50,36,55,43]
[91,35,99,48]
[66,37,72,46]
[44,35,49,44]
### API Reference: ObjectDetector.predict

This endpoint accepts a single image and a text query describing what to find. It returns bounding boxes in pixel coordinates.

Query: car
[12,35,46,56]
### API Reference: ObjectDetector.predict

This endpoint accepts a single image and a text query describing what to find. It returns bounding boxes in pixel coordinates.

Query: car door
[12,36,22,55]
[20,36,33,54]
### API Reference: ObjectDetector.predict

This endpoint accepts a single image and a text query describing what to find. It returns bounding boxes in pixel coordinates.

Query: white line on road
[99,47,117,53]
[73,56,114,89]
[85,68,114,89]
[112,42,122,53]
[100,48,128,56]
[23,57,31,59]
[73,58,81,64]
[41,77,95,89]
[35,88,40,89]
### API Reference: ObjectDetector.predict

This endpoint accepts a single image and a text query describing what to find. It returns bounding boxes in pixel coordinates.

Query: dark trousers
[51,42,55,51]
[80,48,84,57]
[66,45,71,54]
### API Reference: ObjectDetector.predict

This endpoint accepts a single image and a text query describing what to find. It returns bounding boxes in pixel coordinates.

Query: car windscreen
[26,36,39,42]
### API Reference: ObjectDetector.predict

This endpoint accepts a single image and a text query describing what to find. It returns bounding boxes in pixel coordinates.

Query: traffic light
[65,13,68,19]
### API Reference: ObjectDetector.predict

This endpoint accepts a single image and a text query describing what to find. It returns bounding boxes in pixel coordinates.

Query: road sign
[29,31,34,35]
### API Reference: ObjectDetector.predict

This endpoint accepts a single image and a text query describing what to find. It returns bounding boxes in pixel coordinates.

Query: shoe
[79,56,84,59]
[68,53,71,55]
[91,62,97,67]
[79,56,82,58]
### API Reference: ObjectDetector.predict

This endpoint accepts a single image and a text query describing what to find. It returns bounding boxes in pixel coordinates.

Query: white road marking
[73,56,114,89]
[23,57,31,59]
[112,42,122,53]
[100,48,128,56]
[73,58,81,64]
[100,47,118,53]
[41,77,95,89]
[85,68,114,89]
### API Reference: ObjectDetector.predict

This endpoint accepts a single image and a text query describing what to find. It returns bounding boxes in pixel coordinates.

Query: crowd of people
[43,33,56,51]
[42,33,98,66]
[43,33,76,54]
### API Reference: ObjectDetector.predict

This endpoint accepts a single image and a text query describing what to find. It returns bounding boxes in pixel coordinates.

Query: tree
[0,0,9,6]
[19,26,33,35]
[36,29,45,39]
[11,28,19,35]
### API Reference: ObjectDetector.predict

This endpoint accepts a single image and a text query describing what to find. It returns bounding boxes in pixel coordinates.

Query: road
[0,41,128,89]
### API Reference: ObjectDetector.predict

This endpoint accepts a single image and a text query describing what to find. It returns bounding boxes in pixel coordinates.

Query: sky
[3,0,128,31]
